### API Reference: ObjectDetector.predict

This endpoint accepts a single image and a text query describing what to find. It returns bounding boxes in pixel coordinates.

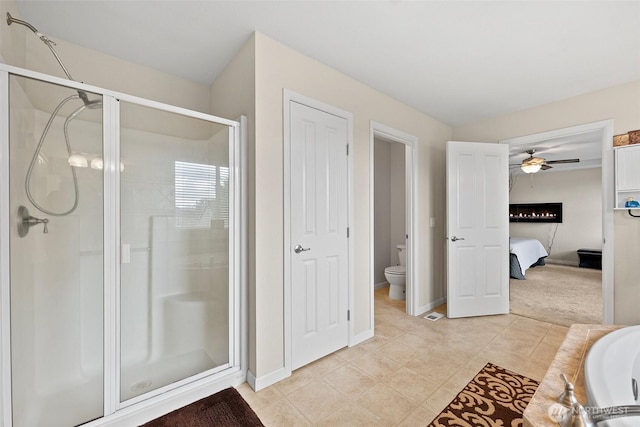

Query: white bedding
[510,237,549,277]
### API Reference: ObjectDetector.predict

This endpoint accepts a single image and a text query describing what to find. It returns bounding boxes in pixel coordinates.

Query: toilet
[384,244,406,300]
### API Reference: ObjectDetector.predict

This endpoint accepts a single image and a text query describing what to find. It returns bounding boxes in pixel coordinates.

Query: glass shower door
[8,75,104,426]
[119,101,232,402]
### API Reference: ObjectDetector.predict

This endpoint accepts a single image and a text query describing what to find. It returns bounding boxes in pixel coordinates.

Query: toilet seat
[384,266,406,275]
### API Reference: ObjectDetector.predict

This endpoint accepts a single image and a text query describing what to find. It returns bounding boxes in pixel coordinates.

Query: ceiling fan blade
[521,157,545,166]
[541,164,553,170]
[545,158,580,164]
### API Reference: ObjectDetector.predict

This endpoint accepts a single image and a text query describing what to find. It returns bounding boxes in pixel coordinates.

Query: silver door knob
[294,244,310,253]
[450,236,465,242]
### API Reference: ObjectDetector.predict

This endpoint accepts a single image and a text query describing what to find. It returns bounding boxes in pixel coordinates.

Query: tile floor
[237,287,568,426]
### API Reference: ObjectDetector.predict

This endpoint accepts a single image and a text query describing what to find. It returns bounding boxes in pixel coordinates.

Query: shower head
[77,90,102,109]
[7,12,75,81]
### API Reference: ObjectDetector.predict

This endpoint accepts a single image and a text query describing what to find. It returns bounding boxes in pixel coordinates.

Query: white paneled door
[446,141,509,318]
[290,101,349,370]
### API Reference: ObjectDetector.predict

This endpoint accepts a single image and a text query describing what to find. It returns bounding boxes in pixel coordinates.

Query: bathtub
[584,325,640,427]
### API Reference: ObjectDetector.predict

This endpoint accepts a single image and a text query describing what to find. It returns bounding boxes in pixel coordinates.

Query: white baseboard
[374,281,388,290]
[546,258,578,267]
[415,296,447,317]
[350,328,374,346]
[246,366,290,392]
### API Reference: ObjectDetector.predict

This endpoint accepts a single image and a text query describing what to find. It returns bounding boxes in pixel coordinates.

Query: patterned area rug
[142,387,264,427]
[429,363,539,427]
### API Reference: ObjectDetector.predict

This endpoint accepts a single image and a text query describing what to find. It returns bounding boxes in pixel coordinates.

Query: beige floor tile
[383,366,440,404]
[323,364,377,397]
[235,383,284,410]
[404,355,459,384]
[359,334,391,351]
[384,314,426,331]
[254,397,311,426]
[286,381,348,422]
[375,322,406,340]
[439,365,481,392]
[236,288,568,426]
[394,332,433,351]
[375,310,406,325]
[315,405,384,426]
[374,340,418,365]
[335,343,370,361]
[509,316,553,337]
[305,352,346,377]
[355,383,419,425]
[474,347,526,373]
[422,385,460,415]
[351,351,401,379]
[274,366,316,395]
[489,332,543,358]
[519,356,552,382]
[397,405,439,427]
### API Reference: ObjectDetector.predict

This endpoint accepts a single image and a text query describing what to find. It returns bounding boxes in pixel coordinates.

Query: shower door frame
[0,64,245,426]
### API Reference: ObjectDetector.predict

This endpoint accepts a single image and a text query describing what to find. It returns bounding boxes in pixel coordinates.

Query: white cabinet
[615,145,640,209]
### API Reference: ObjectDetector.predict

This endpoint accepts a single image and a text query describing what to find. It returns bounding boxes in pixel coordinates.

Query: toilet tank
[397,244,406,266]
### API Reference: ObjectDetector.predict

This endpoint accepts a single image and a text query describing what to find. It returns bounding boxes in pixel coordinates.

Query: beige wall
[510,168,602,264]
[252,33,451,377]
[0,1,27,68]
[454,80,640,324]
[373,139,392,285]
[389,141,406,264]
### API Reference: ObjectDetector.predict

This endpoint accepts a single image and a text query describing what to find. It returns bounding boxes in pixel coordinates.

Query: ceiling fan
[517,149,580,173]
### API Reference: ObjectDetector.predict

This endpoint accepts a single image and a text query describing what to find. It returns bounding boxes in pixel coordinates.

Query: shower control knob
[26,215,49,233]
[17,206,49,236]
[294,244,310,254]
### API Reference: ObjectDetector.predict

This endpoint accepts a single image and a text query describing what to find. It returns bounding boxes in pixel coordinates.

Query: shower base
[121,348,225,401]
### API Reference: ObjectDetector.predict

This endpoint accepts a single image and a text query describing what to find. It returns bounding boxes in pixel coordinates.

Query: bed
[509,237,548,280]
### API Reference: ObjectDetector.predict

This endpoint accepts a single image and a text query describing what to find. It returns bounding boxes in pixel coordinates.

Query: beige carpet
[510,263,602,326]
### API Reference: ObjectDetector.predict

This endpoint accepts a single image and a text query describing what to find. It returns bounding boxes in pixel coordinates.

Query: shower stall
[0,64,245,426]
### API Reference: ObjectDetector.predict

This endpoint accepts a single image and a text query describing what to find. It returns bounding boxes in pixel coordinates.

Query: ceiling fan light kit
[521,163,542,174]
[518,149,579,174]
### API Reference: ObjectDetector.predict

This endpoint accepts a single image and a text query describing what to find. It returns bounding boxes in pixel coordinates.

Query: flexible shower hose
[24,94,82,216]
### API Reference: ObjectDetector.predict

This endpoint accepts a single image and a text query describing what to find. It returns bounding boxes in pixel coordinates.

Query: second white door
[289,101,349,370]
[446,141,509,318]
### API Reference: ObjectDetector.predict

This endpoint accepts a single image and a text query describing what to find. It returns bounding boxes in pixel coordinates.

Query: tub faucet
[556,374,640,426]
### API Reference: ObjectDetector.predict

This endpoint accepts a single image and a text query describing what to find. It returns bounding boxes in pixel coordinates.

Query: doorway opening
[370,122,417,325]
[500,120,614,325]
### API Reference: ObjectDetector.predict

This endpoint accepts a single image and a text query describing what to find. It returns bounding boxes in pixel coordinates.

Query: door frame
[282,90,354,375]
[499,119,614,324]
[369,122,419,317]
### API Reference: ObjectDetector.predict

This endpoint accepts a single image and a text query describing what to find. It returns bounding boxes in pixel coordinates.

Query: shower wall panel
[9,75,104,427]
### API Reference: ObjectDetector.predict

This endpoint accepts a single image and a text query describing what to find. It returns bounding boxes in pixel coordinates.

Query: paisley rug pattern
[429,363,539,427]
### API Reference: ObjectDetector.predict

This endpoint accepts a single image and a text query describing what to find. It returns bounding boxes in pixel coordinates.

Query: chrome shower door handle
[294,244,310,254]
[450,236,465,242]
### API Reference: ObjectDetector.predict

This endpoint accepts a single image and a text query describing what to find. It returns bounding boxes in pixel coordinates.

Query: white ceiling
[14,0,640,128]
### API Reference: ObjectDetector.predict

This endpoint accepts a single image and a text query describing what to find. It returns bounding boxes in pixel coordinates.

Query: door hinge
[347,310,350,321]
[347,227,350,238]
[346,144,349,156]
